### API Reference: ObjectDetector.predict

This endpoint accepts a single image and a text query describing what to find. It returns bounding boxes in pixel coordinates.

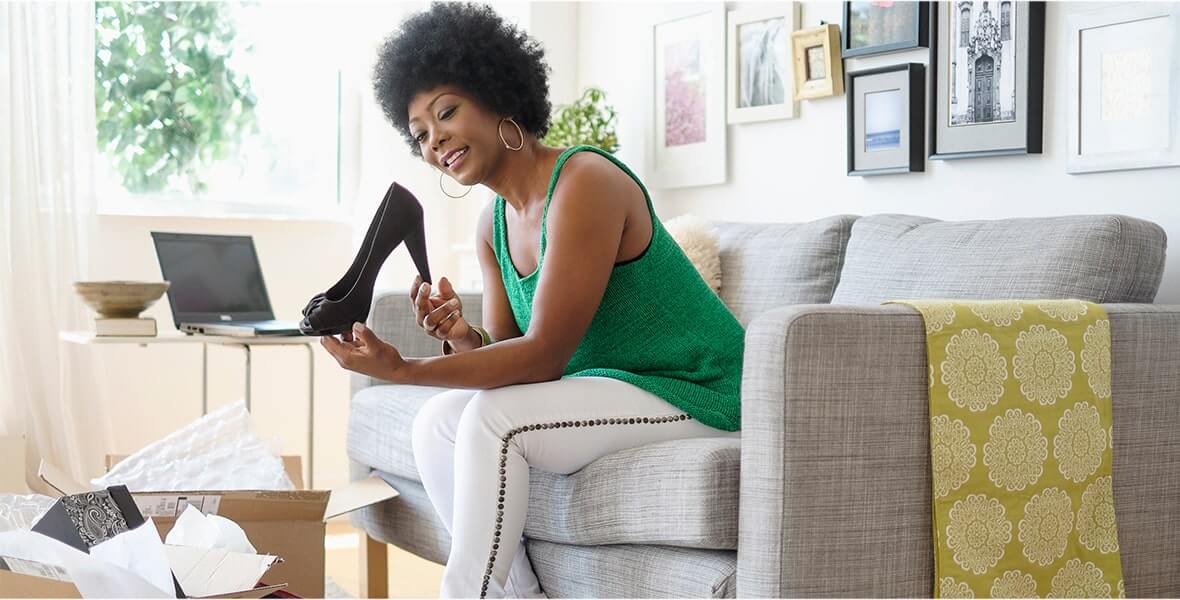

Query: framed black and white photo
[929,1,1045,159]
[842,1,929,58]
[726,3,800,124]
[653,5,727,189]
[847,63,925,176]
[1066,3,1180,174]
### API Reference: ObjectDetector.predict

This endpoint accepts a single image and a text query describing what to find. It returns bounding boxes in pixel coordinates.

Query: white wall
[576,1,1180,302]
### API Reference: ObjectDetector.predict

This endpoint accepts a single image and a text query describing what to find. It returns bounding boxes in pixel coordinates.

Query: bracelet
[442,325,492,355]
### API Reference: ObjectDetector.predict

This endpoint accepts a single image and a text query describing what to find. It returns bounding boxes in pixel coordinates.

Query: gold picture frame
[790,23,844,101]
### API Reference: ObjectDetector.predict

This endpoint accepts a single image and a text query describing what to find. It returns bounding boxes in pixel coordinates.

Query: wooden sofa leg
[359,532,389,598]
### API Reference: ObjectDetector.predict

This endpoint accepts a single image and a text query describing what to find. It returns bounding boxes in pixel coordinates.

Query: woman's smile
[446,146,469,172]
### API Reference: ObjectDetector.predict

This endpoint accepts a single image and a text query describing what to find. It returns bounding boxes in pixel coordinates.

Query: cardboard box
[2,488,287,599]
[39,456,399,598]
[0,556,81,598]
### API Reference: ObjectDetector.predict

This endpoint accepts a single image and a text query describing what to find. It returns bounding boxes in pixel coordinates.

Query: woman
[320,3,744,598]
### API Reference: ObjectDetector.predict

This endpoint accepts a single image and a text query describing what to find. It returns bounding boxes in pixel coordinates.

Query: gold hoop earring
[439,169,472,198]
[498,117,524,151]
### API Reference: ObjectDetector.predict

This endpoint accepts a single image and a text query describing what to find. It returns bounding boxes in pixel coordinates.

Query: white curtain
[1,1,113,491]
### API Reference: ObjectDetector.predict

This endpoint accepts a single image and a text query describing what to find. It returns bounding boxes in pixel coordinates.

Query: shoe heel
[405,218,432,284]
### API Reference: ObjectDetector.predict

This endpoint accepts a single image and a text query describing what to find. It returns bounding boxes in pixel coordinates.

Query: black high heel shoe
[300,182,432,336]
[301,181,398,317]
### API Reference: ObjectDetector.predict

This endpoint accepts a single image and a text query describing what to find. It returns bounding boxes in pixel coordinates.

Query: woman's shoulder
[552,147,638,199]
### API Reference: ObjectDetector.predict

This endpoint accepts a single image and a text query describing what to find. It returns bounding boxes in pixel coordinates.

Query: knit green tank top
[492,145,744,431]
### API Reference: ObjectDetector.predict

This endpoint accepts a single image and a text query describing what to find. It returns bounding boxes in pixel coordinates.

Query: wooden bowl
[73,281,170,319]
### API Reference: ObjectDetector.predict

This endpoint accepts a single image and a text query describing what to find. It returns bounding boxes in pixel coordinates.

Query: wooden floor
[325,521,444,598]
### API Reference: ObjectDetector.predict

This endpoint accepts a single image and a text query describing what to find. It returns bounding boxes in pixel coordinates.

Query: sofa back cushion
[831,214,1167,304]
[715,215,857,326]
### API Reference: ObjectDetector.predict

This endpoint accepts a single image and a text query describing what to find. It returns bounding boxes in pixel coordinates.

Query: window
[94,1,352,218]
[1001,2,1011,41]
[960,6,971,48]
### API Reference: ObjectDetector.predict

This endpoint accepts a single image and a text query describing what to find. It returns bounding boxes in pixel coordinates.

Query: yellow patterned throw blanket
[891,300,1124,599]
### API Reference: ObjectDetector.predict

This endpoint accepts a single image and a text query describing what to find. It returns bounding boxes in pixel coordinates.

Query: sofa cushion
[348,384,740,549]
[831,214,1166,304]
[527,539,737,598]
[348,384,452,482]
[714,215,857,326]
[525,436,739,549]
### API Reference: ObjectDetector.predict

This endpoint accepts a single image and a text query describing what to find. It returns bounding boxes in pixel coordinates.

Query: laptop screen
[151,232,275,326]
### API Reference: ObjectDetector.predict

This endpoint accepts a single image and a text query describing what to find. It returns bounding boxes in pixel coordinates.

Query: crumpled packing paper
[165,504,256,554]
[0,521,176,598]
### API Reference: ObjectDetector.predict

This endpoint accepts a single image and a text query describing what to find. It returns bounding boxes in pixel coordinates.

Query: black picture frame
[928,1,1045,160]
[846,63,926,176]
[841,1,930,58]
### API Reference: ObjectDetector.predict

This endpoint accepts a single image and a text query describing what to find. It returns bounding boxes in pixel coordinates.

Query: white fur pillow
[664,214,722,294]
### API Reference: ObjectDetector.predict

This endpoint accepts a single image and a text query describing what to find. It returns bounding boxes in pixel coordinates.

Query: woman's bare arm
[397,154,629,388]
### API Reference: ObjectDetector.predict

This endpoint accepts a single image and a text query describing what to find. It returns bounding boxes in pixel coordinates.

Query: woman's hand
[320,322,410,383]
[411,275,474,345]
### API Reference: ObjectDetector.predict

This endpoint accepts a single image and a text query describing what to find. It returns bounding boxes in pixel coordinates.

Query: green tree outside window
[95,1,259,194]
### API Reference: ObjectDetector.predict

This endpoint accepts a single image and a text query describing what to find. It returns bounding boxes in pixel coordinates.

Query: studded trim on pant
[479,412,694,598]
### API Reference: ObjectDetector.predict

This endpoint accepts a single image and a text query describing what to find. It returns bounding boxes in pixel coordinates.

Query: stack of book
[94,317,157,337]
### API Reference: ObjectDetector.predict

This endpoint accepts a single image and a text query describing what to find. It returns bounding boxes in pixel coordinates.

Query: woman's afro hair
[372,2,552,156]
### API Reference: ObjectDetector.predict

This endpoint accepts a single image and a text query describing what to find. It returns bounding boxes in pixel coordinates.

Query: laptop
[151,232,303,336]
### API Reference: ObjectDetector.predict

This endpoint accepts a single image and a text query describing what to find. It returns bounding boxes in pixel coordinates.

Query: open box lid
[39,457,399,522]
[6,496,288,599]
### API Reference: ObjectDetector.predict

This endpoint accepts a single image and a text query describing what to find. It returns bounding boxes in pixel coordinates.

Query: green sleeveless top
[492,144,744,431]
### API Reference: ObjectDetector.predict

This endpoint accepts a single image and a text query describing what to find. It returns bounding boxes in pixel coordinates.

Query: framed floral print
[653,5,727,188]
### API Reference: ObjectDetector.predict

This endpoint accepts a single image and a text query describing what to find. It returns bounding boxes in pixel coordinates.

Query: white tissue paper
[165,504,256,554]
[0,493,55,532]
[91,400,294,491]
[0,525,176,598]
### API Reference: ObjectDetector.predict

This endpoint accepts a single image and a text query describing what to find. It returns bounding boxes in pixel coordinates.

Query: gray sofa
[347,214,1179,597]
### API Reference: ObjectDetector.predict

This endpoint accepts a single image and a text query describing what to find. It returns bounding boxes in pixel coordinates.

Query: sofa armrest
[349,288,485,396]
[736,303,1180,598]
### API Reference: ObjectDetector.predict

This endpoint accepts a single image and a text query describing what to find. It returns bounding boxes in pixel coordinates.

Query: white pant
[410,376,741,599]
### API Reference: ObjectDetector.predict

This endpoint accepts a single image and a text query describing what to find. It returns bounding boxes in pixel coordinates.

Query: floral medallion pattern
[898,300,1121,594]
[924,302,957,334]
[983,408,1047,491]
[1038,300,1089,322]
[941,329,1008,412]
[940,576,975,599]
[1081,319,1112,399]
[1048,558,1111,598]
[990,570,1038,598]
[1077,475,1119,553]
[946,494,1012,575]
[1054,401,1107,483]
[932,415,976,498]
[1019,487,1073,566]
[1013,325,1076,405]
[971,302,1024,327]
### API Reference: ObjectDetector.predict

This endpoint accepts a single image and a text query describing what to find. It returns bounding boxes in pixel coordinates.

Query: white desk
[59,331,318,487]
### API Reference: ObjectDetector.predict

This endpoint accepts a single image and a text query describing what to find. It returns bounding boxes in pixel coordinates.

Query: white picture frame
[652,5,727,189]
[1066,3,1180,174]
[726,3,800,124]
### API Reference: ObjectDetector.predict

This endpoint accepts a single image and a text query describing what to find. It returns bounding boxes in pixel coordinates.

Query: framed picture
[653,5,727,189]
[842,1,930,58]
[726,3,800,124]
[791,23,844,101]
[846,63,925,176]
[929,1,1045,160]
[1065,3,1180,174]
